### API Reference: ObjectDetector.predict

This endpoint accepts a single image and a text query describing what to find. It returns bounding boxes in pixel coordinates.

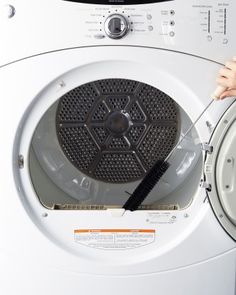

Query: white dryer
[1,0,236,294]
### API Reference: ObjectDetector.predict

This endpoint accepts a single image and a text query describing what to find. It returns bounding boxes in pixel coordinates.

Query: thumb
[220,89,236,100]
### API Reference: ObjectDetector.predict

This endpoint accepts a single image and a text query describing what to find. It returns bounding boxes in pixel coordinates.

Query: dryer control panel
[0,0,235,65]
[79,1,232,46]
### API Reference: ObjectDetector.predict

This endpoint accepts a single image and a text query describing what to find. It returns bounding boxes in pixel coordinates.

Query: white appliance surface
[0,0,235,66]
[0,1,236,295]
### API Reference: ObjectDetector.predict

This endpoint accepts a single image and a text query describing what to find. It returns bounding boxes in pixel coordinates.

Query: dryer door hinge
[201,143,213,154]
[200,179,212,191]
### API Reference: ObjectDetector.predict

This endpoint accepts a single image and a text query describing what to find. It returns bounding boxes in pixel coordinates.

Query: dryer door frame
[8,46,236,266]
[205,100,236,240]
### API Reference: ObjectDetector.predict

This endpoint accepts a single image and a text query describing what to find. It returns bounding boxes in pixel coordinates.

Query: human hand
[216,56,236,100]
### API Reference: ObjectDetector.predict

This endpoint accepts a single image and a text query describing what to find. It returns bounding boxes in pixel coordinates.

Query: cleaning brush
[123,85,227,211]
[123,160,170,211]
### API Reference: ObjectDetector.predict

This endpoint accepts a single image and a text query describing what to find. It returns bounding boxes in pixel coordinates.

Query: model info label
[74,229,155,250]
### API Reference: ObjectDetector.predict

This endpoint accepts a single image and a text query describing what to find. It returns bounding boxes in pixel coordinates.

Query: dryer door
[205,101,236,240]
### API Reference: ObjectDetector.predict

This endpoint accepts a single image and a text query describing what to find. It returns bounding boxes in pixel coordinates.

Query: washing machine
[1,0,236,294]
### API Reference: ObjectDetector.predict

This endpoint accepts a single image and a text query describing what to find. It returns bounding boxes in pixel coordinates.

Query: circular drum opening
[56,79,179,183]
[29,79,202,210]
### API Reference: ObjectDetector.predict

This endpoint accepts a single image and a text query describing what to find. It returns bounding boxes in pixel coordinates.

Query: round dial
[104,14,129,39]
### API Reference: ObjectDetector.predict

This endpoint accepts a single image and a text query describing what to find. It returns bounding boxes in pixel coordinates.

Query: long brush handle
[123,84,227,211]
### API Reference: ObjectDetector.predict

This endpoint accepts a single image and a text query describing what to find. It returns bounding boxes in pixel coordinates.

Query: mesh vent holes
[108,137,130,149]
[138,126,178,169]
[58,84,98,122]
[56,79,179,183]
[106,96,129,110]
[94,153,143,183]
[128,126,146,144]
[128,102,146,122]
[59,127,98,170]
[137,85,177,121]
[95,79,138,94]
[92,127,109,144]
[92,102,109,121]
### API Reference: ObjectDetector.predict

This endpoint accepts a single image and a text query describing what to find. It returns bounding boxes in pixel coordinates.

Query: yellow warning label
[74,229,156,250]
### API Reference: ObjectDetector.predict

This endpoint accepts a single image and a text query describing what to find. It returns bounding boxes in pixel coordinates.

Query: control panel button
[94,34,106,39]
[207,35,213,42]
[104,14,129,39]
[2,4,15,18]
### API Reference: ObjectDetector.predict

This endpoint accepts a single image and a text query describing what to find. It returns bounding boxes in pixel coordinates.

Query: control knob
[104,14,129,39]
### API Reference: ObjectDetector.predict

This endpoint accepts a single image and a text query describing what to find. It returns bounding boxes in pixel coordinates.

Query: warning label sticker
[74,229,156,250]
[146,212,178,225]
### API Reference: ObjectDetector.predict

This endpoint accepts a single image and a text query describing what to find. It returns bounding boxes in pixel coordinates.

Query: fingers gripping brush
[123,86,227,211]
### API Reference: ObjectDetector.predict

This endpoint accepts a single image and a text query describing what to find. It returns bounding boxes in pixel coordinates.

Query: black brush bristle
[123,160,170,211]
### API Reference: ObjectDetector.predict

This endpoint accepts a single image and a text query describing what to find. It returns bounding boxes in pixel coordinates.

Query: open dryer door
[205,101,236,240]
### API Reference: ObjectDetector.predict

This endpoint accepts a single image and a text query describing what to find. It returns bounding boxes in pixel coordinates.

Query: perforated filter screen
[56,79,179,183]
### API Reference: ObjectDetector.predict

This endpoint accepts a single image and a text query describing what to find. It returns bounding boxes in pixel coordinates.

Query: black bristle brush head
[123,160,170,211]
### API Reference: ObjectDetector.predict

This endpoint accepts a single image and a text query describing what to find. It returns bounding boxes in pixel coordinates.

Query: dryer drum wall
[56,79,179,183]
[30,78,201,208]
